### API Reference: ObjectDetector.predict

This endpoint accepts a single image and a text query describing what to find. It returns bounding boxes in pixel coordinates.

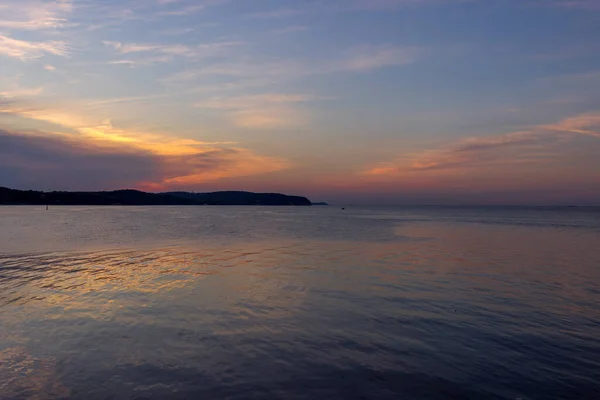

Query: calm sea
[1,206,599,399]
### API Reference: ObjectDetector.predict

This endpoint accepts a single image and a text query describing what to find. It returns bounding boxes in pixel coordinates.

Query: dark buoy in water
[341,207,345,210]
[46,204,48,210]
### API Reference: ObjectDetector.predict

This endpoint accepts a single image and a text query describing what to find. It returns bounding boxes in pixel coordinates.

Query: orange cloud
[362,111,600,177]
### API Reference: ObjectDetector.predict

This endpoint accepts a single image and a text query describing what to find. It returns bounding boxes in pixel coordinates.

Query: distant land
[0,187,312,206]
[312,202,329,206]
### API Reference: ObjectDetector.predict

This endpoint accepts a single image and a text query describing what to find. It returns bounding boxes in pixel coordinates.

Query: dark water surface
[1,206,599,399]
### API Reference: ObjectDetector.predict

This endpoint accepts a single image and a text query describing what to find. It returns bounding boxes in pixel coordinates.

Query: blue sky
[1,0,600,204]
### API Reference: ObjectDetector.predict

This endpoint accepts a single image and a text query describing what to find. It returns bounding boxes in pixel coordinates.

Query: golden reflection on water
[1,250,213,308]
[0,241,321,326]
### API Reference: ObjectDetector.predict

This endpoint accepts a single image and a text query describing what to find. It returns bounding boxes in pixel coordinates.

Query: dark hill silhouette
[164,191,311,206]
[0,187,312,206]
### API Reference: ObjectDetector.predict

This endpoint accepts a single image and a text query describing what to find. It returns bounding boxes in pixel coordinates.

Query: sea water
[1,206,599,399]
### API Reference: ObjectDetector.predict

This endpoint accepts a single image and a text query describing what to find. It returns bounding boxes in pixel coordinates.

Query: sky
[1,0,600,205]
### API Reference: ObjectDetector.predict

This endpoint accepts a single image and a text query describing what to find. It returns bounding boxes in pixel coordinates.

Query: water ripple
[1,207,600,399]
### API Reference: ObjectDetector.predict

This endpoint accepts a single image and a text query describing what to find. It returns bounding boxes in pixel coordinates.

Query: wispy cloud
[341,45,423,72]
[550,1,600,11]
[246,0,460,17]
[104,40,242,65]
[246,8,305,19]
[531,41,600,61]
[363,111,600,175]
[165,44,423,83]
[0,0,73,31]
[107,56,176,67]
[316,0,470,12]
[407,132,552,171]
[194,93,324,110]
[0,87,44,98]
[194,93,328,128]
[161,27,196,35]
[164,59,297,83]
[0,34,69,60]
[148,0,229,20]
[103,41,190,55]
[155,147,290,190]
[540,113,600,137]
[270,25,310,35]
[84,95,168,109]
[160,6,208,16]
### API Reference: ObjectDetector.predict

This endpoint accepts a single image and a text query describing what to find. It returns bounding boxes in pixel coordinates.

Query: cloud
[84,95,167,108]
[164,59,295,83]
[228,108,306,129]
[0,127,288,191]
[163,45,421,127]
[0,34,69,60]
[0,129,162,190]
[103,41,190,55]
[550,1,600,11]
[341,45,423,72]
[62,0,218,33]
[165,44,423,83]
[71,2,151,32]
[0,100,205,152]
[157,4,207,16]
[312,0,470,12]
[194,93,324,110]
[363,111,600,175]
[108,56,174,66]
[104,40,242,65]
[450,131,545,153]
[156,147,290,189]
[0,87,44,98]
[0,96,289,189]
[246,9,305,19]
[161,27,196,35]
[270,25,310,35]
[156,0,228,16]
[406,132,551,171]
[0,0,73,31]
[194,93,327,128]
[245,0,461,18]
[540,113,600,137]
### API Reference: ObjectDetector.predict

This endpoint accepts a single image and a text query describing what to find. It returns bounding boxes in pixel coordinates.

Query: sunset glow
[1,0,600,204]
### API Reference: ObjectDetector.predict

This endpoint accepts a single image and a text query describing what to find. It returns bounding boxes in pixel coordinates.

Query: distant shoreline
[0,187,313,206]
